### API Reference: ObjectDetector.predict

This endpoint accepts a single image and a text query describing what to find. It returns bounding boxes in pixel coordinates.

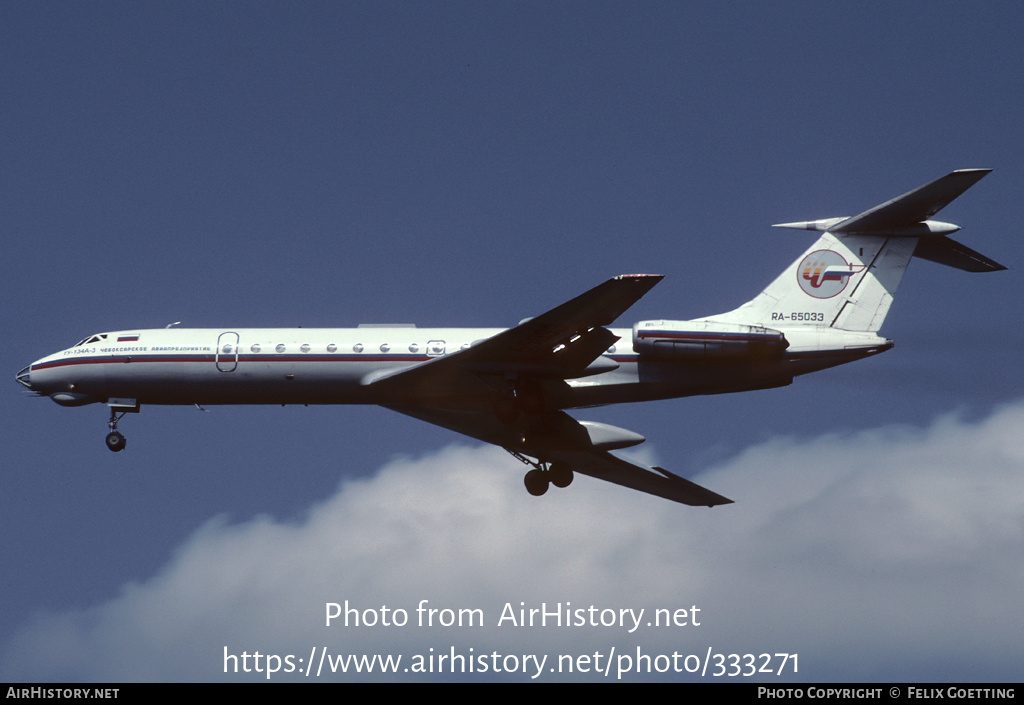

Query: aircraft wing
[369,273,732,506]
[387,405,733,507]
[363,274,663,399]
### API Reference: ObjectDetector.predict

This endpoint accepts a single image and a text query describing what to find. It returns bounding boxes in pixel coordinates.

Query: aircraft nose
[16,365,34,391]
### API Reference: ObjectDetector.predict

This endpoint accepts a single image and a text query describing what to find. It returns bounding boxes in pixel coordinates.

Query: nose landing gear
[104,405,133,452]
[101,399,139,452]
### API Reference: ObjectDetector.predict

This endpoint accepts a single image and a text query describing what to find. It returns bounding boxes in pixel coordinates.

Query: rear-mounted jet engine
[633,320,789,359]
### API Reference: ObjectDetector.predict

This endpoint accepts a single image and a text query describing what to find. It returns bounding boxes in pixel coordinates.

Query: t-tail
[714,168,1003,330]
[632,169,1004,366]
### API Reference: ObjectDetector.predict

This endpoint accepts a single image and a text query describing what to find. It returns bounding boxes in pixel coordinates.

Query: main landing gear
[105,407,127,452]
[507,450,574,497]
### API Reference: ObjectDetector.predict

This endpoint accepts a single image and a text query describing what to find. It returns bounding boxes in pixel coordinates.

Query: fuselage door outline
[216,332,240,372]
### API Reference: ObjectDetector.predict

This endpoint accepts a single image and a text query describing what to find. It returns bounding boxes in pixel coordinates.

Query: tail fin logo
[798,250,865,299]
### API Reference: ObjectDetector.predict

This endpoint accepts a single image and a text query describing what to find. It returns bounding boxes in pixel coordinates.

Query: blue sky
[2,2,1022,681]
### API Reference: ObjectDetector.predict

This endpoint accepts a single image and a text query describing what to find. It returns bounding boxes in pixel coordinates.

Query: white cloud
[4,404,1024,682]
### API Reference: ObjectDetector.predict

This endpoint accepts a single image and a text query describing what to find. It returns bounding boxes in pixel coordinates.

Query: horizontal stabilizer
[771,169,1004,276]
[914,236,1007,272]
[772,169,992,235]
[832,168,991,233]
[771,217,848,232]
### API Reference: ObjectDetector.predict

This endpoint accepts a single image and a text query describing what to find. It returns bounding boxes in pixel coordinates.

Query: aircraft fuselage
[21,325,889,411]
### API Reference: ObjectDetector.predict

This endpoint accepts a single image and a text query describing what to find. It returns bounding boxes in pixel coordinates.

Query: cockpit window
[74,334,108,347]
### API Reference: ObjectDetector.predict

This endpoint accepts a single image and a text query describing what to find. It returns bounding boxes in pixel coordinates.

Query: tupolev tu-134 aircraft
[17,170,1005,506]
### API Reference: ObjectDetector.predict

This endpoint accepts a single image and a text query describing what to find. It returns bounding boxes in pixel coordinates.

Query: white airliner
[17,170,1005,506]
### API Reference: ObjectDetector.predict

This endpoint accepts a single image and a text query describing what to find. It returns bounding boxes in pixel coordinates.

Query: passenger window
[353,344,364,353]
[327,344,337,353]
[380,343,390,353]
[275,344,286,353]
[251,344,261,353]
[409,343,419,353]
[300,343,311,353]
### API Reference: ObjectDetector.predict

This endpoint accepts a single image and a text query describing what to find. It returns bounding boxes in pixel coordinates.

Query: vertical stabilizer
[705,169,1001,334]
[707,232,915,332]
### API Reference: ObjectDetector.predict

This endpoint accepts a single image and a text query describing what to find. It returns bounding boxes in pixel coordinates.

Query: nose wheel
[105,431,126,452]
[106,408,128,452]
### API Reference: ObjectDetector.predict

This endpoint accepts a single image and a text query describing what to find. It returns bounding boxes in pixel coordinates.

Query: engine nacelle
[633,320,789,359]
